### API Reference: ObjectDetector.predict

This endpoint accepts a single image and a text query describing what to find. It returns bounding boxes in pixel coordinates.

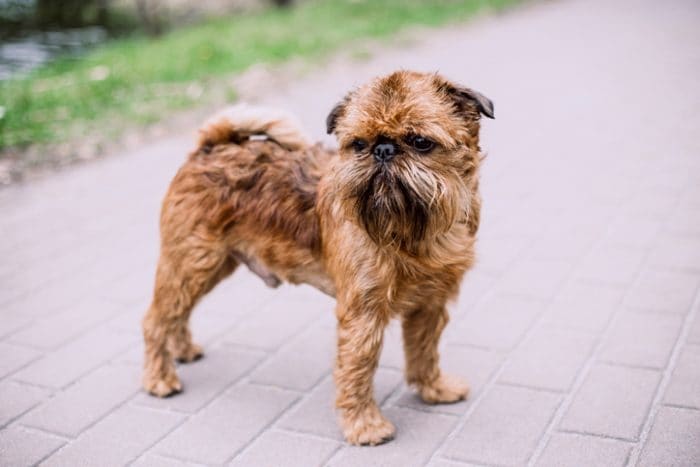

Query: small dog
[142,70,493,445]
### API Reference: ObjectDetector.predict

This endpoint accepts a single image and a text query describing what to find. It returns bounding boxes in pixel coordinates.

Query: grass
[0,0,518,152]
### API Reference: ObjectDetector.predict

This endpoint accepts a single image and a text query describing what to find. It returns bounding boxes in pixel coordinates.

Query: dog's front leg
[402,307,469,404]
[334,303,394,445]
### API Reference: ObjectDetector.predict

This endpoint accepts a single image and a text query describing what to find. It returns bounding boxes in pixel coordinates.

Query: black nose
[373,143,396,162]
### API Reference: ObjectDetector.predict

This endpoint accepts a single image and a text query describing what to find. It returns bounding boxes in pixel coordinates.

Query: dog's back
[159,105,334,286]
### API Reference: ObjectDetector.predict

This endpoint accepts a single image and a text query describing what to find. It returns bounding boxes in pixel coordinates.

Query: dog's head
[326,70,493,251]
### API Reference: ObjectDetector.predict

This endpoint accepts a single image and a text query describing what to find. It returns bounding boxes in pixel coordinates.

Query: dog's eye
[351,139,368,153]
[408,135,435,153]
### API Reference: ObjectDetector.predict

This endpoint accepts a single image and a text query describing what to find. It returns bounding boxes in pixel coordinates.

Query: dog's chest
[383,242,473,311]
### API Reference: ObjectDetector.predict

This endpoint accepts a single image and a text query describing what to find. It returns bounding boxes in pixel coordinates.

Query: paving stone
[20,364,139,437]
[111,339,146,367]
[496,258,573,300]
[529,230,595,264]
[249,322,334,391]
[664,205,700,237]
[450,294,543,350]
[222,286,327,351]
[535,432,631,467]
[231,429,339,467]
[105,300,148,339]
[604,215,662,250]
[277,368,402,440]
[330,407,457,467]
[0,426,65,467]
[2,255,111,317]
[0,342,41,379]
[190,270,279,344]
[11,326,136,389]
[450,270,497,319]
[42,405,184,467]
[8,298,123,350]
[678,183,700,209]
[485,203,552,238]
[616,183,679,221]
[0,313,33,339]
[379,320,404,370]
[133,345,265,413]
[624,268,700,314]
[476,234,531,274]
[155,384,297,465]
[544,281,623,333]
[654,234,700,267]
[599,312,683,369]
[544,300,616,335]
[0,382,51,427]
[83,231,159,285]
[576,245,647,287]
[99,264,156,307]
[428,459,481,467]
[499,326,595,391]
[314,306,338,329]
[441,385,560,466]
[393,345,502,415]
[555,280,625,305]
[638,406,700,467]
[664,344,700,409]
[131,454,200,467]
[688,312,700,344]
[560,364,660,440]
[529,218,599,263]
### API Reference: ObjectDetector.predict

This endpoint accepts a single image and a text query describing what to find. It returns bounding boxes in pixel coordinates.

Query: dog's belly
[231,240,336,297]
[231,251,282,288]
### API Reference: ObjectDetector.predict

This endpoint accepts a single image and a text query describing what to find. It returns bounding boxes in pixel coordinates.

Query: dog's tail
[196,103,312,152]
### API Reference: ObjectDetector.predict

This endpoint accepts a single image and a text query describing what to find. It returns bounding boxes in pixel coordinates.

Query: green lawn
[0,0,518,152]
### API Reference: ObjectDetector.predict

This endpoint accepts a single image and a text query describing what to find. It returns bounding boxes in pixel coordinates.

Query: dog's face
[326,71,493,251]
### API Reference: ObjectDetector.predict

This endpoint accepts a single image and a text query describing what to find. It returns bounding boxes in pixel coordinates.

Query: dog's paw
[174,342,204,363]
[143,372,183,398]
[341,404,396,446]
[418,373,469,404]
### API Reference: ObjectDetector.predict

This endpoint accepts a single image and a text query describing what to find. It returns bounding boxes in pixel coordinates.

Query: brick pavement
[1,0,699,465]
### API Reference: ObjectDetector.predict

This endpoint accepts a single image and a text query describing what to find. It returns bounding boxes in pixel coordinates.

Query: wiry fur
[142,70,493,445]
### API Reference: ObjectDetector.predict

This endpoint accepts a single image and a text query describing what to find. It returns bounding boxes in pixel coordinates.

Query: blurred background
[0,0,516,184]
[1,0,291,78]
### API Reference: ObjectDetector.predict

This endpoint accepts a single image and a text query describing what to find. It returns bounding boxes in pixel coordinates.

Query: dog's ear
[438,78,494,119]
[326,99,348,135]
[454,86,494,119]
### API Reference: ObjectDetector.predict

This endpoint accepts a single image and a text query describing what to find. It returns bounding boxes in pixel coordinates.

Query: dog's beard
[345,160,466,252]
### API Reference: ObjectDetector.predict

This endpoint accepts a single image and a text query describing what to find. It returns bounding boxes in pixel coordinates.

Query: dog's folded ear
[438,78,494,120]
[326,99,348,135]
[454,86,494,119]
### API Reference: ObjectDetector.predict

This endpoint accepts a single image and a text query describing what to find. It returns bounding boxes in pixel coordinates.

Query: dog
[142,70,494,445]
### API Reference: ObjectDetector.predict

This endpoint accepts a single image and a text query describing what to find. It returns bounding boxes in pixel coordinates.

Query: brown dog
[142,70,493,445]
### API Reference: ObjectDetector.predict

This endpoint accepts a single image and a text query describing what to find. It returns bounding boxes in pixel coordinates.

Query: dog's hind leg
[142,242,237,397]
